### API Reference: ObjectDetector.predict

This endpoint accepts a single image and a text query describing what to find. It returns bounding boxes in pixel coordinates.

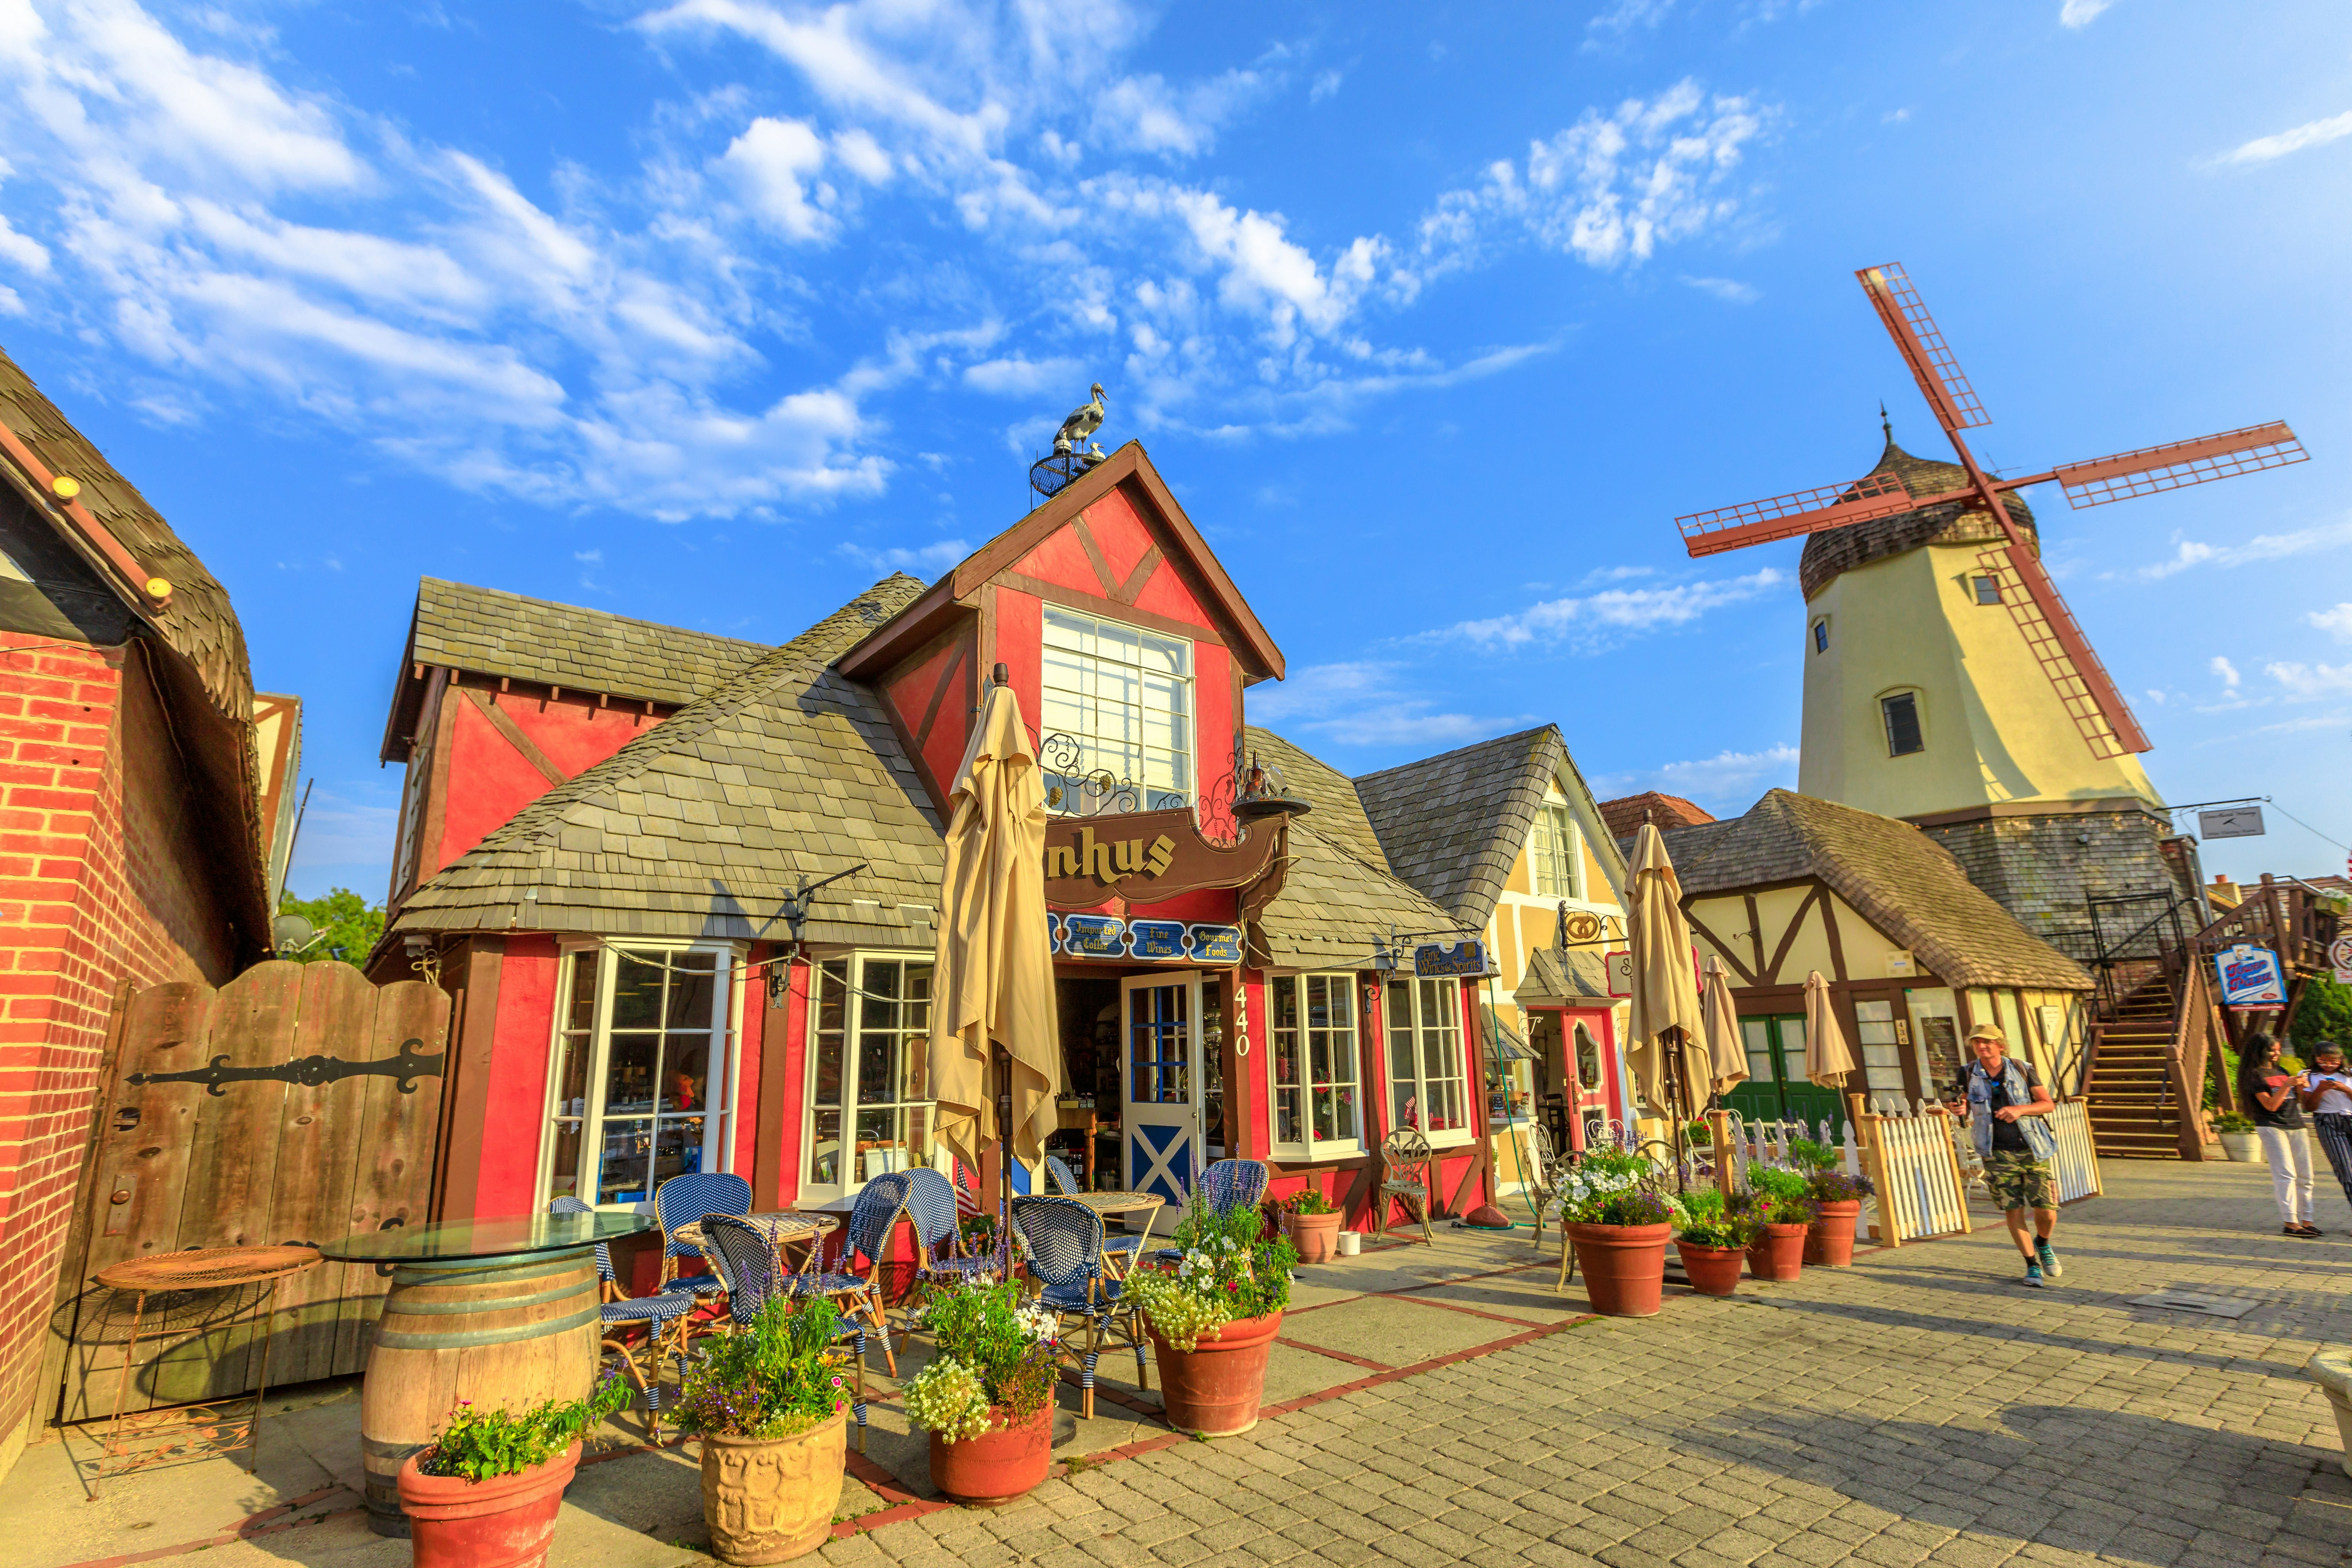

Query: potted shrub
[2214,1112,2258,1163]
[1670,1189,1760,1298]
[1124,1201,1297,1436]
[1552,1147,1674,1317]
[675,1294,856,1565]
[1736,1167,1816,1282]
[1280,1189,1342,1266]
[1788,1139,1874,1267]
[397,1377,628,1568]
[901,1282,1061,1507]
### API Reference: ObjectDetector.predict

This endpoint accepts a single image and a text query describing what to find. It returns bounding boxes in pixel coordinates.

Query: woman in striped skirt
[2299,1041,2352,1214]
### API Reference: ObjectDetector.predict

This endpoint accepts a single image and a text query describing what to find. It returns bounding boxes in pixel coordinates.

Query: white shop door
[1122,972,1203,1203]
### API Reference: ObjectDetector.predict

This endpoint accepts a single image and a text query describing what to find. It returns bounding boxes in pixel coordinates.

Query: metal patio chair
[550,1196,694,1439]
[895,1167,1006,1351]
[1143,1157,1269,1267]
[1374,1128,1437,1245]
[1049,1154,1147,1273]
[653,1171,751,1303]
[1520,1120,1566,1247]
[699,1213,870,1452]
[1009,1194,1147,1419]
[780,1172,908,1377]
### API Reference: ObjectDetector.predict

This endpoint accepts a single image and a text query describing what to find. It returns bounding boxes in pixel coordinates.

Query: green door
[1725,1015,1846,1136]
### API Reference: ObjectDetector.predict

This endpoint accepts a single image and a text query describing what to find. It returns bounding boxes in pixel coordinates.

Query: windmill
[1673,263,2307,762]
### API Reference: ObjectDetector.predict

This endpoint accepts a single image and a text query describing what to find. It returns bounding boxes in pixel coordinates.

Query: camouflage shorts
[1985,1149,2056,1212]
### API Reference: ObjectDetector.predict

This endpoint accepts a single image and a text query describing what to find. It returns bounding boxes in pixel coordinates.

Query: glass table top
[318,1211,653,1263]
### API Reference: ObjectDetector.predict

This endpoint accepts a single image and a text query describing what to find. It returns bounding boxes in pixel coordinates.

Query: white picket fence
[1864,1107,1971,1246]
[2048,1099,2103,1204]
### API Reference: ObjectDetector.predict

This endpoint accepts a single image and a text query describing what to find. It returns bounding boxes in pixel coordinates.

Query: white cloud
[2058,0,2116,29]
[2211,110,2352,167]
[1415,80,1768,275]
[836,537,969,576]
[2310,604,2352,642]
[1246,661,1532,750]
[1423,568,1785,652]
[286,789,400,885]
[963,355,1083,397]
[1683,275,1757,303]
[1586,0,1676,44]
[2265,662,2352,701]
[575,548,602,563]
[1090,70,1269,160]
[1308,70,1343,104]
[2127,519,2352,581]
[2211,655,2240,688]
[1653,743,1799,806]
[722,116,836,241]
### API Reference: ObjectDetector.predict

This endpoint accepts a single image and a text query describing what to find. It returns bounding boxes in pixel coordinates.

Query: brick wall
[0,630,237,1454]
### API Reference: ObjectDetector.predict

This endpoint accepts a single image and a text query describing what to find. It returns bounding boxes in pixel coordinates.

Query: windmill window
[1881,691,1925,757]
[1811,619,1829,654]
[1971,575,2001,605]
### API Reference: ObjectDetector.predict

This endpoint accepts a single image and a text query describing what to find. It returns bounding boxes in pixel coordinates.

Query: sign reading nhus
[1041,806,1284,911]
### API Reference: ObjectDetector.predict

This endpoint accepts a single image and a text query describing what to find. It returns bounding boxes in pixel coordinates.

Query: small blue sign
[1189,924,1243,963]
[1414,939,1493,977]
[1061,915,1128,958]
[1129,920,1187,960]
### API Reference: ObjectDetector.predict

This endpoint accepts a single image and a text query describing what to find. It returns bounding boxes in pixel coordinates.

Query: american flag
[953,1160,982,1218]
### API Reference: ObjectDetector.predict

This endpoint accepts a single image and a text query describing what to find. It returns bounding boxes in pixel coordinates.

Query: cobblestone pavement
[824,1159,2352,1568]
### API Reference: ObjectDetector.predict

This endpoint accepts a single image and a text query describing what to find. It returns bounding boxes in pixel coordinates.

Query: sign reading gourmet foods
[1042,806,1284,911]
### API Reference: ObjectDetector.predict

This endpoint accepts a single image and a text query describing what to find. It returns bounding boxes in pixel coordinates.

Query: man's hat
[1967,1022,2005,1044]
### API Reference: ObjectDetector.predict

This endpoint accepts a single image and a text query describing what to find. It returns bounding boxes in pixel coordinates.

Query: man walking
[1951,1022,2061,1286]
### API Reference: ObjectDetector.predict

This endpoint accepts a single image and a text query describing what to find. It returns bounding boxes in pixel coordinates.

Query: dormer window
[1040,605,1194,813]
[1971,575,2000,605]
[1532,803,1582,899]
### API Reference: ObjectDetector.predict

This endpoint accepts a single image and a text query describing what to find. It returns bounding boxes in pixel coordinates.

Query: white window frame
[1531,802,1584,900]
[1385,976,1473,1147]
[1267,973,1365,1161]
[802,951,939,1203]
[1039,604,1196,814]
[538,940,742,1212]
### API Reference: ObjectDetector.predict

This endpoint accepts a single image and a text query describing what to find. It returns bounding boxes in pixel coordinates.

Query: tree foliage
[279,887,384,967]
[2292,974,2352,1053]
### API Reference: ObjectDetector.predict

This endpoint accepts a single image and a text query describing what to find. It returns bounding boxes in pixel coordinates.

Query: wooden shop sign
[1043,807,1281,910]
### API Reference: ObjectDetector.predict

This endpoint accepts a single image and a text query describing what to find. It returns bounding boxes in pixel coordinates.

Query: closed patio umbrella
[1625,822,1705,1123]
[1700,955,1748,1096]
[1803,969,1859,1093]
[927,678,1062,1217]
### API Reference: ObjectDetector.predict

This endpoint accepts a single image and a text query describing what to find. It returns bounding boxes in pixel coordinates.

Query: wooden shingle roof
[1659,789,2093,992]
[391,575,944,948]
[1516,944,1613,1005]
[1249,820,1465,971]
[1797,434,2038,601]
[1241,726,1389,873]
[1353,726,1567,925]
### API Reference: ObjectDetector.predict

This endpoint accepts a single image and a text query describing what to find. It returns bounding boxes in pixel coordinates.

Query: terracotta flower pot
[1566,1222,1671,1317]
[1285,1210,1342,1266]
[927,1400,1053,1507]
[700,1412,848,1565]
[1674,1240,1745,1298]
[1804,1200,1862,1267]
[1149,1309,1282,1437]
[397,1439,580,1568]
[1746,1222,1808,1282]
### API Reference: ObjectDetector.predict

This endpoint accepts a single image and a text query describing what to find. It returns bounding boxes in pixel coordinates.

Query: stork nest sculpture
[1028,382,1107,500]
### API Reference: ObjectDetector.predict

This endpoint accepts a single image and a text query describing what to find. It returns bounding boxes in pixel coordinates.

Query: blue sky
[0,0,2347,900]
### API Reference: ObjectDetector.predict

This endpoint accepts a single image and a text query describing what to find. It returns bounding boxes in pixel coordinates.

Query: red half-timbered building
[374,444,1506,1272]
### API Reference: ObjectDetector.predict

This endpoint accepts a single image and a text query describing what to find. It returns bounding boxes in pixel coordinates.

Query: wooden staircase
[2082,969,2193,1160]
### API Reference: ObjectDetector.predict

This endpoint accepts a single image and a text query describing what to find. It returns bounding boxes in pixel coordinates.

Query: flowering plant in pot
[397,1376,629,1568]
[1668,1189,1762,1298]
[675,1294,855,1566]
[1550,1147,1673,1317]
[1735,1167,1817,1282]
[901,1281,1060,1506]
[2213,1112,2258,1163]
[1801,1168,1874,1267]
[1124,1201,1296,1436]
[1280,1188,1342,1265]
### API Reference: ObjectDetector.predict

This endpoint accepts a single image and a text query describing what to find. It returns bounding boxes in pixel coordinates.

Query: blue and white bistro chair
[653,1171,751,1305]
[893,1167,1007,1353]
[550,1196,694,1438]
[1144,1158,1270,1268]
[699,1213,871,1453]
[779,1172,908,1377]
[1009,1194,1147,1419]
[1047,1154,1145,1275]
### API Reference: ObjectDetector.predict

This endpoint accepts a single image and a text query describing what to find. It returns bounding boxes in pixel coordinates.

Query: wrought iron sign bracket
[127,1038,445,1096]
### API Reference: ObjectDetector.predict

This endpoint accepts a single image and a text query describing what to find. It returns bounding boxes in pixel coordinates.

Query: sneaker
[2035,1240,2062,1279]
[2022,1261,2045,1287]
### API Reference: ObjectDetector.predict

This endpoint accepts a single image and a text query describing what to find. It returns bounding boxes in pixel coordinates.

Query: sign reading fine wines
[1041,806,1283,911]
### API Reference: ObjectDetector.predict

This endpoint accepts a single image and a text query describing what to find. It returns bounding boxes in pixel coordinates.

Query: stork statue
[1053,383,1107,457]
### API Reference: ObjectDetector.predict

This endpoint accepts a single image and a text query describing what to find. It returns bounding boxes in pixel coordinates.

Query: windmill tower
[1673,263,2307,938]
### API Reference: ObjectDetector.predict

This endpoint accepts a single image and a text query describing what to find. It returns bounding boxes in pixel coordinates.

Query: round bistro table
[320,1211,652,1536]
[669,1210,840,1278]
[1065,1191,1166,1273]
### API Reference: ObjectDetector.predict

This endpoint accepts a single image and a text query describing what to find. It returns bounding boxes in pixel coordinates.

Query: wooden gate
[50,960,448,1423]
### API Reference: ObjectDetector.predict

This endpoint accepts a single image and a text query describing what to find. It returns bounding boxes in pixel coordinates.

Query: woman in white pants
[2238,1033,2318,1237]
[2299,1041,2352,1214]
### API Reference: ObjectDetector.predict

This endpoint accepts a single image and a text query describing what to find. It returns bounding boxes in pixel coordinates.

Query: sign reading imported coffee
[1042,807,1283,910]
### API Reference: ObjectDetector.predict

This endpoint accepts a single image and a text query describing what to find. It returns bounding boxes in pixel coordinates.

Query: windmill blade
[1857,264,1990,432]
[2053,421,2308,508]
[1677,470,1914,557]
[1975,545,2152,758]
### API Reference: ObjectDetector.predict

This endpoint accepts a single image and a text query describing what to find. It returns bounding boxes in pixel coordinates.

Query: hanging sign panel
[1412,940,1494,977]
[2213,944,2287,1010]
[2330,933,2352,987]
[1042,808,1281,909]
[2197,806,2265,840]
[1047,913,1243,965]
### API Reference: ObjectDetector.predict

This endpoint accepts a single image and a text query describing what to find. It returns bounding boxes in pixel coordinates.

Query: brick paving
[820,1159,2352,1568]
